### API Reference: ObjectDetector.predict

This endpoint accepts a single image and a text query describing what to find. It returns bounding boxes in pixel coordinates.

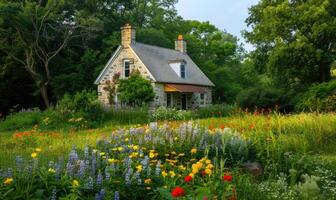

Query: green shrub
[295,80,336,112]
[0,108,42,131]
[56,90,104,122]
[151,106,193,121]
[195,104,236,118]
[236,86,284,109]
[117,72,155,106]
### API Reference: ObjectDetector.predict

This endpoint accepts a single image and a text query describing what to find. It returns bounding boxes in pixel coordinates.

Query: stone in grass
[241,162,264,178]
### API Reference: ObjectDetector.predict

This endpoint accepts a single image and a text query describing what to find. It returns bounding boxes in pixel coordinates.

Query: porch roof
[164,84,207,93]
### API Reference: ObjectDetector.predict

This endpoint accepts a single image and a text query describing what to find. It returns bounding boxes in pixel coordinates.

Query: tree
[244,0,336,90]
[0,1,77,108]
[117,71,155,106]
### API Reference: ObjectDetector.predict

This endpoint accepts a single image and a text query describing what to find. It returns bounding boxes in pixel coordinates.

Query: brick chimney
[175,35,187,54]
[121,23,136,47]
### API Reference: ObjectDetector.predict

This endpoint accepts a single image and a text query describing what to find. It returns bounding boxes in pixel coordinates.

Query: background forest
[0,0,335,116]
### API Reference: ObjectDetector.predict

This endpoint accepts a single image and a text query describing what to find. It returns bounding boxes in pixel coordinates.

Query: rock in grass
[241,162,263,177]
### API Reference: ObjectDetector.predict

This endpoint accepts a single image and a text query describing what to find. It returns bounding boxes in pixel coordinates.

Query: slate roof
[131,42,214,87]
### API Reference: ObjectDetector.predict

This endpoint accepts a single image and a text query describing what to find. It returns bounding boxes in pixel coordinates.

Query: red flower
[171,187,185,198]
[201,170,206,177]
[222,174,233,182]
[184,175,193,183]
[220,124,225,129]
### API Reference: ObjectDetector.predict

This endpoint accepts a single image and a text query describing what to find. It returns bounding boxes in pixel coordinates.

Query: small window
[124,60,130,77]
[180,64,186,79]
[167,93,172,107]
[200,93,206,105]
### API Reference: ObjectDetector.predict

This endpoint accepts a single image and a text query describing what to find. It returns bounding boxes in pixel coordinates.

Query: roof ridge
[134,42,184,55]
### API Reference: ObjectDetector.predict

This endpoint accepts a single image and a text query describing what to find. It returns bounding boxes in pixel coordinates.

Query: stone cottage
[94,24,214,109]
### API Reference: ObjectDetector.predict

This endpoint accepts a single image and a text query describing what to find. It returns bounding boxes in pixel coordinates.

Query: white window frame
[123,59,130,78]
[180,63,186,79]
[200,93,206,105]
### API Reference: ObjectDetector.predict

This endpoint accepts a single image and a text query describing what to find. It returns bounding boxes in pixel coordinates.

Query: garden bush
[150,107,193,121]
[0,108,42,131]
[295,80,336,112]
[236,86,284,110]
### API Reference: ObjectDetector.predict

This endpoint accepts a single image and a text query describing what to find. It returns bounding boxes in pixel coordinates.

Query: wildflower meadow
[1,113,336,199]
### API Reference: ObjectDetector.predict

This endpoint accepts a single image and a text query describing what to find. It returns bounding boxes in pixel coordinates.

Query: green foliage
[0,108,42,131]
[295,80,336,112]
[195,104,236,118]
[151,106,193,121]
[56,90,104,122]
[117,72,155,106]
[245,0,336,90]
[236,86,284,109]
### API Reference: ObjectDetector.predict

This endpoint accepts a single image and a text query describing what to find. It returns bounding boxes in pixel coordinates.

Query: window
[180,64,186,79]
[200,93,206,105]
[124,60,130,77]
[167,93,172,107]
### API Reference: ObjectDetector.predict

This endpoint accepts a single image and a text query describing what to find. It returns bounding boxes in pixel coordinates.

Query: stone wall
[97,46,154,107]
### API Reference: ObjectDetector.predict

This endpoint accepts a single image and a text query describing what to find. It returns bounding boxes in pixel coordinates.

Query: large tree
[244,0,336,90]
[0,1,77,108]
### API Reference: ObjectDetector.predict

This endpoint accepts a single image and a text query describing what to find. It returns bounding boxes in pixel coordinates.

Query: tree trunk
[319,62,331,83]
[40,83,50,108]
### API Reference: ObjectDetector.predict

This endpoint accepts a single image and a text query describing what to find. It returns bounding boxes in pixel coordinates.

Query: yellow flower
[171,151,176,155]
[162,171,168,177]
[163,185,168,189]
[178,165,186,171]
[192,168,199,174]
[3,178,13,185]
[117,147,123,151]
[31,152,37,158]
[48,168,56,173]
[136,165,142,172]
[35,148,42,152]
[206,164,214,169]
[178,153,185,157]
[149,152,155,159]
[174,137,178,141]
[125,138,129,142]
[190,148,197,154]
[99,152,105,156]
[72,179,79,187]
[189,173,195,178]
[205,159,211,164]
[132,145,139,150]
[146,187,151,190]
[169,171,176,178]
[165,154,170,157]
[112,148,117,151]
[205,168,212,175]
[144,178,152,184]
[108,158,117,163]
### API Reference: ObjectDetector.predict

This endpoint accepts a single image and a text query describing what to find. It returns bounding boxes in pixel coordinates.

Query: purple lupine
[91,157,97,176]
[125,168,133,185]
[114,191,120,200]
[51,188,57,200]
[68,149,79,164]
[97,172,103,186]
[66,162,74,177]
[78,160,85,178]
[134,171,141,185]
[155,160,161,176]
[86,176,94,190]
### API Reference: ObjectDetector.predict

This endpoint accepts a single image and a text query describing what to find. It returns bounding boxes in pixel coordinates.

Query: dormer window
[124,60,130,77]
[180,63,186,79]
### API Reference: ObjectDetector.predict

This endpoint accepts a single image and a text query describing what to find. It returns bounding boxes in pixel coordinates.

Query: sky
[175,0,260,52]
